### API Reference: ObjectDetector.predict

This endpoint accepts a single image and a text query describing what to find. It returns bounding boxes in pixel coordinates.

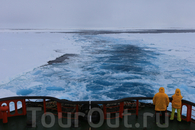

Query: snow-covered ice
[0,32,81,84]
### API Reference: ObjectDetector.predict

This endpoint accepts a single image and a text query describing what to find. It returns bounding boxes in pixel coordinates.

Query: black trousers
[155,111,165,124]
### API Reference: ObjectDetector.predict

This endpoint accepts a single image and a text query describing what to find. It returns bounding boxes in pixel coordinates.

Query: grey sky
[1,0,195,29]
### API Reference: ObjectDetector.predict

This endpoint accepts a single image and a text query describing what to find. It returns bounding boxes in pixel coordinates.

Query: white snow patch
[0,32,81,84]
[0,89,17,98]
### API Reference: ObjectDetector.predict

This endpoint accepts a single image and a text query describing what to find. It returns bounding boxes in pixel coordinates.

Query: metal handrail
[0,96,195,106]
[0,96,194,106]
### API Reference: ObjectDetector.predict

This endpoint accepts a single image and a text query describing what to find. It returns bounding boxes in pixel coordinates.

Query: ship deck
[1,106,194,130]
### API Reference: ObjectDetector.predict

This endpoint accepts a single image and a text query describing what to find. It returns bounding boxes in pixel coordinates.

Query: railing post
[22,99,27,115]
[76,104,79,120]
[14,101,18,114]
[181,103,192,122]
[76,104,79,113]
[57,102,62,119]
[186,104,192,122]
[136,100,139,117]
[43,99,46,113]
[103,104,107,119]
[119,102,124,119]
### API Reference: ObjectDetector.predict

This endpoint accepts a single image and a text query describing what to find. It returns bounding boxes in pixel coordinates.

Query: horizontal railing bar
[1,96,195,107]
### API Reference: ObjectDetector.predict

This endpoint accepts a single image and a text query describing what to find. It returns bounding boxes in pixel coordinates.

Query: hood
[159,87,165,93]
[175,88,181,96]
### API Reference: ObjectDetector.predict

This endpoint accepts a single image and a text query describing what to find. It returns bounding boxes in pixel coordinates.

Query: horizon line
[1,28,195,34]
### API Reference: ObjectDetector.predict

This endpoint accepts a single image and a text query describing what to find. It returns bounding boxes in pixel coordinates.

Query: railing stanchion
[119,102,124,119]
[136,100,139,117]
[57,102,62,119]
[14,101,18,114]
[76,104,79,120]
[103,104,107,119]
[76,104,79,113]
[187,104,192,122]
[22,99,27,115]
[43,99,46,113]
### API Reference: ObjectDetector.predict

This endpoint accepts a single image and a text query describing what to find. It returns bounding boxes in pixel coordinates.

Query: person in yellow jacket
[170,88,183,121]
[153,87,169,124]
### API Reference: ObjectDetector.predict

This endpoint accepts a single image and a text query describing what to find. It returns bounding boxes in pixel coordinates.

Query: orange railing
[0,96,195,123]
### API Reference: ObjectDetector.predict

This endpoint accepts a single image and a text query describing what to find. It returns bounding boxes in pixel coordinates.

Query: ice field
[1,31,195,108]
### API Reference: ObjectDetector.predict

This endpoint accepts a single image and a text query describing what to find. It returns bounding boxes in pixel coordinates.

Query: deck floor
[0,107,194,130]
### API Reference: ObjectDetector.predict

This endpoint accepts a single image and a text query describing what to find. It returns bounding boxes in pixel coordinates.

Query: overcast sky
[1,0,195,29]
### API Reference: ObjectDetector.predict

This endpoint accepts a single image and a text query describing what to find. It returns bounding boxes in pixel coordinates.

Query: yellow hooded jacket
[172,88,183,109]
[153,87,169,111]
